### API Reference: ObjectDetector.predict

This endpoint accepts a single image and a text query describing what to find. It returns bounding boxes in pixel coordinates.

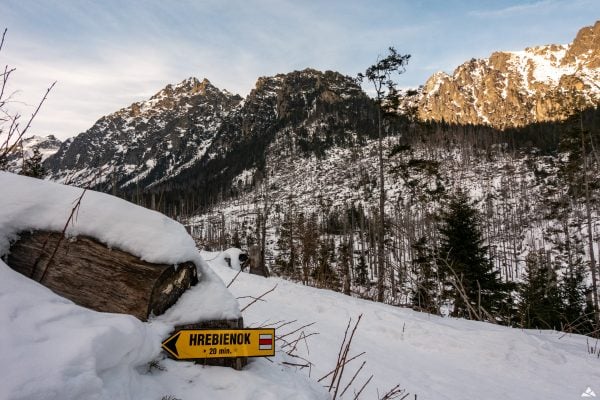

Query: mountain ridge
[414,20,600,128]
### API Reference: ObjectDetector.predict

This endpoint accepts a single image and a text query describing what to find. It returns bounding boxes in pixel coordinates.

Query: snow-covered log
[0,172,241,325]
[7,230,198,321]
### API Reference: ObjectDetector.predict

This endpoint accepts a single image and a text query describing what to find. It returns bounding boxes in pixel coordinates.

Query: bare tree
[0,28,55,169]
[358,47,410,302]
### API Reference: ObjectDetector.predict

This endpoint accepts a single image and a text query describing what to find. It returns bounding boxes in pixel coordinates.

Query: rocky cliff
[45,69,377,200]
[416,21,600,128]
[46,78,242,190]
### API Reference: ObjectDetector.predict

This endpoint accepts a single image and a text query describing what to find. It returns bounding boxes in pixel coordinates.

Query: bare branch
[352,375,373,400]
[226,269,243,288]
[37,188,87,282]
[240,284,277,312]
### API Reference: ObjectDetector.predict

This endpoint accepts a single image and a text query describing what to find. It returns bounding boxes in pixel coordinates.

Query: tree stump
[6,230,198,321]
[248,245,269,277]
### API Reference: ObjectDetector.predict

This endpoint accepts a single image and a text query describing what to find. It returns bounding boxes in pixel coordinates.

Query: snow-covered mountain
[46,69,377,199]
[5,134,61,173]
[43,21,600,195]
[46,78,242,189]
[414,20,600,128]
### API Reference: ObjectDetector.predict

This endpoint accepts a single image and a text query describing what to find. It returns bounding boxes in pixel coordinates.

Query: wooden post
[171,317,247,370]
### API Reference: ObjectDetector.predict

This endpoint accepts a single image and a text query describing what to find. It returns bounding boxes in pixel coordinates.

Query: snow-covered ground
[0,173,325,400]
[1,173,598,400]
[206,254,600,400]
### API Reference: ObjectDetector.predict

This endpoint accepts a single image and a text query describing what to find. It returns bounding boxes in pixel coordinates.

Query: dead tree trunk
[6,231,198,321]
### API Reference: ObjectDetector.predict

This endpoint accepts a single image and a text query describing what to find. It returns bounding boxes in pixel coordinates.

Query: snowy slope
[0,173,326,400]
[206,254,600,400]
[1,173,597,400]
[0,257,328,400]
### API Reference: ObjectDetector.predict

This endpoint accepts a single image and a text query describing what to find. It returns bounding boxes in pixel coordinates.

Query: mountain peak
[414,20,600,128]
[562,20,600,68]
[172,77,217,95]
[151,77,219,101]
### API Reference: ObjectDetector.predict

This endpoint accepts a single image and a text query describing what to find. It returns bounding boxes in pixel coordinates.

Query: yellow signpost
[161,328,275,360]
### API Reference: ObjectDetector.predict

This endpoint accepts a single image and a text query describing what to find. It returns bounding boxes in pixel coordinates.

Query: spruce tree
[313,237,339,290]
[354,253,369,286]
[21,146,45,178]
[275,211,297,278]
[338,239,352,295]
[518,250,563,330]
[560,263,593,333]
[411,236,438,314]
[439,191,511,321]
[358,47,410,303]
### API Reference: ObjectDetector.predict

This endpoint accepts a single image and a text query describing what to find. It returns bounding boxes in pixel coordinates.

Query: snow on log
[0,172,241,325]
[7,231,199,321]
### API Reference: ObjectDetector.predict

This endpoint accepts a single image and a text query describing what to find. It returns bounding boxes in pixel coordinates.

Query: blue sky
[2,0,599,140]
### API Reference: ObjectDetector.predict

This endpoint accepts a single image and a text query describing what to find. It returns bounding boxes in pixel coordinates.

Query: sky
[1,0,599,140]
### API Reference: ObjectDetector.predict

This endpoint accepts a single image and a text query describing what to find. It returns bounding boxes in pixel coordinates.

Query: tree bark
[377,107,386,303]
[7,231,198,321]
[581,117,599,324]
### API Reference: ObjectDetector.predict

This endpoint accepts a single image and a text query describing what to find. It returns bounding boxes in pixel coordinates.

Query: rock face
[416,21,600,128]
[46,78,242,190]
[46,69,377,202]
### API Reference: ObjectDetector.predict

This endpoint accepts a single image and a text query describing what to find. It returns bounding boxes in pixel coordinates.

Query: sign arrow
[162,331,181,358]
[161,328,275,360]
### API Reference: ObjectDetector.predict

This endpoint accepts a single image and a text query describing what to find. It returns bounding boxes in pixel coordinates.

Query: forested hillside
[188,108,600,334]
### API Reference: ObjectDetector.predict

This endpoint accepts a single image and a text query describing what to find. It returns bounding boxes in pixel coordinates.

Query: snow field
[0,173,325,400]
[207,255,600,400]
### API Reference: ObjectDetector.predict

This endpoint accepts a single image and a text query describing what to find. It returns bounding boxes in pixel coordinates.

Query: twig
[340,360,366,397]
[379,384,410,400]
[2,82,56,160]
[271,319,298,330]
[281,361,310,369]
[277,322,316,341]
[352,375,373,400]
[226,269,242,288]
[332,315,363,399]
[240,284,277,312]
[37,189,87,282]
[284,352,313,367]
[236,295,267,301]
[327,317,352,387]
[318,352,366,383]
[0,28,7,53]
[282,332,319,350]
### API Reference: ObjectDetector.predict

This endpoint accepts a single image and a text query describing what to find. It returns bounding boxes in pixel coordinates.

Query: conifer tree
[21,146,45,178]
[314,237,339,290]
[560,262,593,333]
[358,47,410,303]
[355,253,369,286]
[439,191,512,320]
[411,236,438,314]
[518,250,563,330]
[275,210,297,277]
[338,239,352,295]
